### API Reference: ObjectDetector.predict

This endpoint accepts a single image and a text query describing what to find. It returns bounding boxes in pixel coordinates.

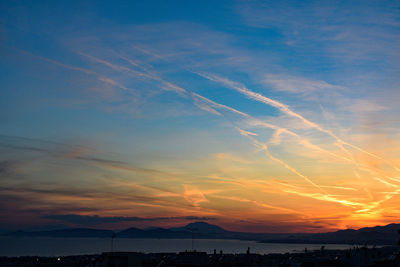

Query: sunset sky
[1,0,399,233]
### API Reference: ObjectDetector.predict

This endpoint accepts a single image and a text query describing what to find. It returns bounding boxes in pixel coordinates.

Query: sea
[0,237,353,257]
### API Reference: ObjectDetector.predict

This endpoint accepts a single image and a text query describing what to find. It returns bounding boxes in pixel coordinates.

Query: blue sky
[1,0,399,232]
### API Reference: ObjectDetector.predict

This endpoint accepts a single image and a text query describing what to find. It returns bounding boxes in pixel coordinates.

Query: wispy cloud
[236,0,400,63]
[183,185,209,207]
[347,99,387,113]
[13,47,131,93]
[263,74,344,95]
[44,214,216,226]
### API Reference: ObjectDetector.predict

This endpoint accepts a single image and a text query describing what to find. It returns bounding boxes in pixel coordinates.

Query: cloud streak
[44,214,216,226]
[263,74,344,94]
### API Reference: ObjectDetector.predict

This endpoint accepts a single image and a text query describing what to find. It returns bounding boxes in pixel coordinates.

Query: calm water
[0,237,352,257]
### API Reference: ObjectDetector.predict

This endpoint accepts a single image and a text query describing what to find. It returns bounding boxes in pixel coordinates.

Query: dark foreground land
[1,246,400,267]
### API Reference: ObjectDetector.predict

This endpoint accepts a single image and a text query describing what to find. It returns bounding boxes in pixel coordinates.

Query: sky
[0,0,399,233]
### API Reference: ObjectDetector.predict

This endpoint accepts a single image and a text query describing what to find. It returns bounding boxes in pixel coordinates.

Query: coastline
[1,245,399,266]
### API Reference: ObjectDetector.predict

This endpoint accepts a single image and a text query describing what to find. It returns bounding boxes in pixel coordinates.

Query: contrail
[78,52,154,79]
[236,127,326,193]
[196,72,398,169]
[250,120,353,163]
[187,95,329,193]
[16,48,95,75]
[388,177,400,183]
[112,53,386,171]
[19,47,398,216]
[118,49,399,196]
[81,53,325,192]
[355,190,400,213]
[79,52,362,195]
[14,48,129,91]
[98,76,128,90]
[271,180,367,208]
[212,195,303,215]
[196,72,400,208]
[76,51,398,212]
[283,189,365,208]
[187,94,355,166]
[82,52,190,96]
[190,92,250,118]
[374,177,399,188]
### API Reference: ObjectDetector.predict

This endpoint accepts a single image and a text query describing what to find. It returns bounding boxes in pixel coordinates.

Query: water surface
[0,237,352,257]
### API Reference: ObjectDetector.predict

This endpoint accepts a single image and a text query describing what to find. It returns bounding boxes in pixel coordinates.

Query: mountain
[170,222,227,234]
[115,227,145,238]
[308,223,400,245]
[118,222,230,239]
[4,222,399,245]
[358,223,400,235]
[261,223,400,245]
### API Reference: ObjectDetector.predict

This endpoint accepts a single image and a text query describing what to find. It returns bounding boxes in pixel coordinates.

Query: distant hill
[4,222,399,245]
[310,223,400,245]
[118,222,230,239]
[170,222,227,234]
[261,223,400,245]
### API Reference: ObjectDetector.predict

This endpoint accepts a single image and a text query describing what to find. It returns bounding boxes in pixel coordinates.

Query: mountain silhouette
[170,222,227,234]
[261,223,400,245]
[5,222,400,245]
[302,223,400,245]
